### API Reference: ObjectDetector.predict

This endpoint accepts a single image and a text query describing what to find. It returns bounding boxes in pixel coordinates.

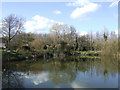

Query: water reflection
[2,56,118,88]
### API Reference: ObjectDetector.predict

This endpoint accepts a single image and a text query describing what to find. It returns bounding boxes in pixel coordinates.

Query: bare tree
[1,14,25,48]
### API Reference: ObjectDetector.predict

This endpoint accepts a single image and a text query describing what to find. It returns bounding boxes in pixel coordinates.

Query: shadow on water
[2,56,119,88]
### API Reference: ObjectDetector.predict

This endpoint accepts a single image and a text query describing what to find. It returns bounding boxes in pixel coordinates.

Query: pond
[2,56,119,88]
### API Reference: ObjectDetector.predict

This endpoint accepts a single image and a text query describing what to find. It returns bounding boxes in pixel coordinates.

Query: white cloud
[70,3,100,19]
[54,10,62,14]
[67,0,118,8]
[32,72,49,85]
[71,81,86,88]
[19,72,49,85]
[77,31,88,36]
[67,0,89,7]
[0,23,2,29]
[115,30,118,35]
[24,15,63,33]
[109,0,119,7]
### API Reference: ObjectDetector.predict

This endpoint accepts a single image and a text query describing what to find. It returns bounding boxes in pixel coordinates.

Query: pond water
[2,56,119,88]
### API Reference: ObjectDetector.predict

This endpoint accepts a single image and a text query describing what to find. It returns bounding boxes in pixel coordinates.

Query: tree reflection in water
[49,61,77,84]
[2,56,118,88]
[2,69,24,88]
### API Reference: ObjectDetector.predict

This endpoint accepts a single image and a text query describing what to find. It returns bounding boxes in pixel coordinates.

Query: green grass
[71,51,100,55]
[79,56,100,58]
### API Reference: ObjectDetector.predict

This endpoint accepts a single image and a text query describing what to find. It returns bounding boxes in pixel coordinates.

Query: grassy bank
[2,49,102,61]
[71,51,101,56]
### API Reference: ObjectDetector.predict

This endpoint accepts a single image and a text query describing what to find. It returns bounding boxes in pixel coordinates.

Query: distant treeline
[1,14,119,60]
[3,24,119,55]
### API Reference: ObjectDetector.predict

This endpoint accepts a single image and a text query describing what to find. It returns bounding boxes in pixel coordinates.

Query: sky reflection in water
[2,57,118,88]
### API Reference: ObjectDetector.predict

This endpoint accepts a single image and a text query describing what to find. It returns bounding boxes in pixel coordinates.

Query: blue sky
[1,1,118,35]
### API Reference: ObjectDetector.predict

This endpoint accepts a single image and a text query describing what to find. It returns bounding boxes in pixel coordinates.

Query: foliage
[1,15,119,58]
[9,32,34,50]
[30,40,45,50]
